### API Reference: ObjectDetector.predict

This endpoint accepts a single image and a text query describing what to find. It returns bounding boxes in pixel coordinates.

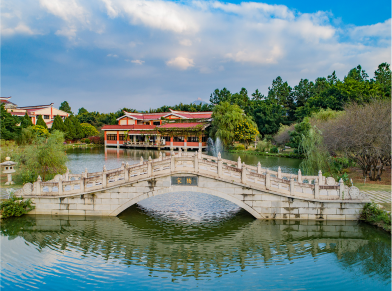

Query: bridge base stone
[27,175,366,220]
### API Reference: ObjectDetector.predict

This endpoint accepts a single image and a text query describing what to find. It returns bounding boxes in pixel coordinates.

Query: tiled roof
[158,122,206,129]
[101,125,156,130]
[119,110,212,121]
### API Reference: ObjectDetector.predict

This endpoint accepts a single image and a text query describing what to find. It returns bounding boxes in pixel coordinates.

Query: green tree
[59,101,73,114]
[80,123,99,137]
[267,76,294,122]
[211,102,244,146]
[51,115,66,132]
[20,112,33,128]
[253,101,286,137]
[209,88,232,104]
[36,115,48,129]
[287,118,312,150]
[64,116,76,140]
[374,62,391,98]
[233,117,259,146]
[78,107,88,115]
[0,103,21,140]
[15,130,68,182]
[71,115,84,139]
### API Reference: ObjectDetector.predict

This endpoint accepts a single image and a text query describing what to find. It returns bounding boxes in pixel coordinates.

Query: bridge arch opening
[111,189,262,219]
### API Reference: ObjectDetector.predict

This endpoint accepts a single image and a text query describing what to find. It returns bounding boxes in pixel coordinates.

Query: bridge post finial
[125,162,129,168]
[121,161,125,170]
[241,163,246,184]
[178,147,182,157]
[257,162,261,174]
[159,152,162,161]
[277,167,282,179]
[314,180,319,199]
[37,175,41,181]
[290,177,295,195]
[148,156,152,161]
[84,168,88,178]
[217,152,221,160]
[65,168,69,181]
[318,170,323,185]
[298,169,302,183]
[237,157,241,169]
[140,156,144,165]
[103,165,107,172]
[339,178,345,200]
[265,172,271,190]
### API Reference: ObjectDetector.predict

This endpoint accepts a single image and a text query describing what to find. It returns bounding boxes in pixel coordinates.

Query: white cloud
[107,54,118,57]
[350,19,391,40]
[166,57,194,70]
[130,60,144,65]
[39,0,87,23]
[179,39,192,46]
[101,0,198,33]
[1,23,35,36]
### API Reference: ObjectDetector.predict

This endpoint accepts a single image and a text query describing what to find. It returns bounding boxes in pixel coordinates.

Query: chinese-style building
[1,97,70,128]
[101,109,212,150]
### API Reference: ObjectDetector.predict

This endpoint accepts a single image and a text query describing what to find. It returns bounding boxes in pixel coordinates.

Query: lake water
[1,148,390,290]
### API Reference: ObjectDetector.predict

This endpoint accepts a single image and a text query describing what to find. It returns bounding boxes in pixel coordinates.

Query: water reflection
[1,207,390,290]
[66,147,302,175]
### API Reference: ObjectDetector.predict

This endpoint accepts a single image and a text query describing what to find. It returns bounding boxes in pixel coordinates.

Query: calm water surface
[1,148,390,290]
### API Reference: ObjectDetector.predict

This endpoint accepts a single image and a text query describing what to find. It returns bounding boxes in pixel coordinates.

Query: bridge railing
[16,149,362,200]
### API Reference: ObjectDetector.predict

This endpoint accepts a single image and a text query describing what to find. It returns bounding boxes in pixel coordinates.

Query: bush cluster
[360,203,391,232]
[0,196,35,219]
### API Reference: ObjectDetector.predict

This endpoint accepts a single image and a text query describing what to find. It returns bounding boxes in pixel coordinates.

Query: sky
[1,0,391,113]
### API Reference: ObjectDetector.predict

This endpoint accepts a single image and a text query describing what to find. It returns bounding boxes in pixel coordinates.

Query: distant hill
[191,98,209,105]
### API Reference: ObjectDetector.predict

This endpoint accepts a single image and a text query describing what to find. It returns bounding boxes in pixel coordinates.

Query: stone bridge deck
[16,150,370,220]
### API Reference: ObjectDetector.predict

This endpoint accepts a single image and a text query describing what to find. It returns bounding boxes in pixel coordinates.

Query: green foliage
[80,123,99,137]
[211,102,244,146]
[253,101,286,137]
[20,112,33,128]
[59,101,73,114]
[15,130,68,182]
[31,125,50,137]
[256,140,271,152]
[36,115,48,129]
[233,117,259,145]
[71,115,84,139]
[270,146,279,153]
[64,116,76,140]
[234,144,245,150]
[299,126,330,175]
[360,203,391,232]
[0,196,35,219]
[0,103,21,140]
[287,118,311,149]
[51,115,66,132]
[81,138,91,144]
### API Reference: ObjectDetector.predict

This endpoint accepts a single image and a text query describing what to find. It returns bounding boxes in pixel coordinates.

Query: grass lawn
[348,166,391,192]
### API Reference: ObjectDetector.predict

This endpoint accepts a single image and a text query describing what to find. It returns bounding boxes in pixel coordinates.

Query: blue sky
[1,0,391,112]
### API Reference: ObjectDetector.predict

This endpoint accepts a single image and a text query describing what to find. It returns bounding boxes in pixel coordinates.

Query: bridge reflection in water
[1,192,390,291]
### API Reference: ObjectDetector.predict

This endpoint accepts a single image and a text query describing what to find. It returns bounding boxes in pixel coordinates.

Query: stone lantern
[0,157,17,185]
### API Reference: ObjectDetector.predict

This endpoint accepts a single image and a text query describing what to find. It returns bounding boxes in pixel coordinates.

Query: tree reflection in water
[1,205,390,284]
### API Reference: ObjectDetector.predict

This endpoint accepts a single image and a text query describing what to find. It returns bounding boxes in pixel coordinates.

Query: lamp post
[0,157,17,185]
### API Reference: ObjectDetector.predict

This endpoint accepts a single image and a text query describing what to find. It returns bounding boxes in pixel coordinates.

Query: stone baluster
[339,178,345,200]
[170,148,174,156]
[178,147,182,157]
[102,165,107,188]
[65,168,69,181]
[298,169,302,183]
[290,177,295,195]
[84,168,88,178]
[257,162,261,174]
[171,155,175,172]
[124,162,129,182]
[147,156,152,177]
[241,162,246,184]
[194,153,199,173]
[140,156,144,165]
[217,152,221,160]
[35,175,42,195]
[159,152,162,161]
[237,157,242,169]
[121,161,125,170]
[58,178,63,195]
[80,177,85,193]
[217,159,223,178]
[277,167,282,179]
[198,150,202,159]
[314,180,319,199]
[318,170,323,185]
[265,172,271,189]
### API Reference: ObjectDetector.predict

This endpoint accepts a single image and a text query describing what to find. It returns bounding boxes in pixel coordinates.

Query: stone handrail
[16,149,365,201]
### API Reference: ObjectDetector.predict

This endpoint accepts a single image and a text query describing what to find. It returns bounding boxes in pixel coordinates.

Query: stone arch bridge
[16,150,369,220]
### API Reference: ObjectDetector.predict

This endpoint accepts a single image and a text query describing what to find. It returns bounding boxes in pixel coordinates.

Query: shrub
[256,140,271,152]
[360,202,391,232]
[270,146,279,153]
[84,138,91,144]
[89,136,103,144]
[234,144,245,150]
[0,196,35,219]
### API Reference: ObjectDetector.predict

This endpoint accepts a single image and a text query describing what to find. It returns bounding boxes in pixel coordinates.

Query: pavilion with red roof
[101,109,212,150]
